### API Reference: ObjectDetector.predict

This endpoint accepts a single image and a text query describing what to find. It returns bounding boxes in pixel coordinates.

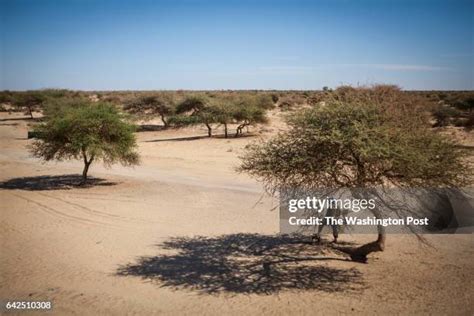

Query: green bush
[432,105,461,127]
[463,113,474,130]
[452,97,474,113]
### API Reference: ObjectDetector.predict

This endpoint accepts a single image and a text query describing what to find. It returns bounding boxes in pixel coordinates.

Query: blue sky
[1,0,473,90]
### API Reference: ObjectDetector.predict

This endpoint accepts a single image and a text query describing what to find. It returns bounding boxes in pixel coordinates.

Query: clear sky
[1,0,473,90]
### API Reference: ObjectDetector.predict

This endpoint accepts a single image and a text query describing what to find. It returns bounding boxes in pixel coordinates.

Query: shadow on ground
[145,135,210,142]
[135,124,167,132]
[145,133,256,142]
[117,233,364,295]
[0,116,39,122]
[0,123,19,126]
[0,174,117,191]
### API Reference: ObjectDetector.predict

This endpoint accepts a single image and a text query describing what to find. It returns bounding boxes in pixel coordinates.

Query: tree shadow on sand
[0,116,33,122]
[145,133,257,143]
[0,174,117,191]
[0,116,44,122]
[135,124,167,132]
[117,234,365,295]
[145,135,210,142]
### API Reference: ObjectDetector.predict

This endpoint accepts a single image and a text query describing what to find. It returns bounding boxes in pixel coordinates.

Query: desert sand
[1,111,473,315]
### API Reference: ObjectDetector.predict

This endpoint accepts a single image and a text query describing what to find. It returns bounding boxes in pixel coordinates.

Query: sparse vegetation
[1,88,473,135]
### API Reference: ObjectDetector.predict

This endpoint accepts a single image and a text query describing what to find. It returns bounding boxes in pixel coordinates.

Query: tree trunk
[28,106,34,119]
[81,150,94,185]
[350,208,386,262]
[82,161,91,183]
[224,123,228,138]
[235,125,244,137]
[235,122,249,137]
[205,123,212,137]
[350,231,385,262]
[161,114,168,128]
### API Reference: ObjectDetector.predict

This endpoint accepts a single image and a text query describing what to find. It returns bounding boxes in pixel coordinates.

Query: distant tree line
[1,88,473,133]
[123,92,273,138]
[0,89,83,118]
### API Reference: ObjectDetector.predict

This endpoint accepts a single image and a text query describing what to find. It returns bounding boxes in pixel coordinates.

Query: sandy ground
[0,112,473,315]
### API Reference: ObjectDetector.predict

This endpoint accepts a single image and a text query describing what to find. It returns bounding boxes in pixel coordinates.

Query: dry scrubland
[0,89,473,315]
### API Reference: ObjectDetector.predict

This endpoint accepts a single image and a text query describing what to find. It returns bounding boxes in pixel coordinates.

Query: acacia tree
[29,101,140,184]
[12,91,46,118]
[124,94,175,127]
[212,104,233,138]
[209,94,271,138]
[232,105,268,137]
[239,86,472,262]
[229,95,270,137]
[206,96,238,138]
[8,89,73,118]
[174,96,218,137]
[175,95,207,114]
[172,95,270,138]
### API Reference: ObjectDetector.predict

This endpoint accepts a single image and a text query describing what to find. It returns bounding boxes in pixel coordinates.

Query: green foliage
[232,103,268,136]
[213,94,270,136]
[167,114,201,127]
[30,101,139,181]
[124,93,175,126]
[40,89,74,99]
[42,96,90,118]
[0,91,13,104]
[5,89,77,117]
[239,89,472,193]
[171,96,215,136]
[271,93,279,103]
[429,92,474,127]
[171,95,269,137]
[465,113,474,130]
[452,97,474,112]
[277,94,307,109]
[432,105,460,127]
[11,91,47,118]
[327,85,434,129]
[175,95,208,114]
[251,94,275,110]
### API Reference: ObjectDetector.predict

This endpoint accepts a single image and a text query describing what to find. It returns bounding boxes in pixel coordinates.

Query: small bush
[271,94,279,103]
[432,105,461,127]
[463,113,474,130]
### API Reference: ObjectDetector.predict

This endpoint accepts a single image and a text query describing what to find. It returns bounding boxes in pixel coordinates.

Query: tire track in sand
[37,192,156,225]
[8,192,119,228]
